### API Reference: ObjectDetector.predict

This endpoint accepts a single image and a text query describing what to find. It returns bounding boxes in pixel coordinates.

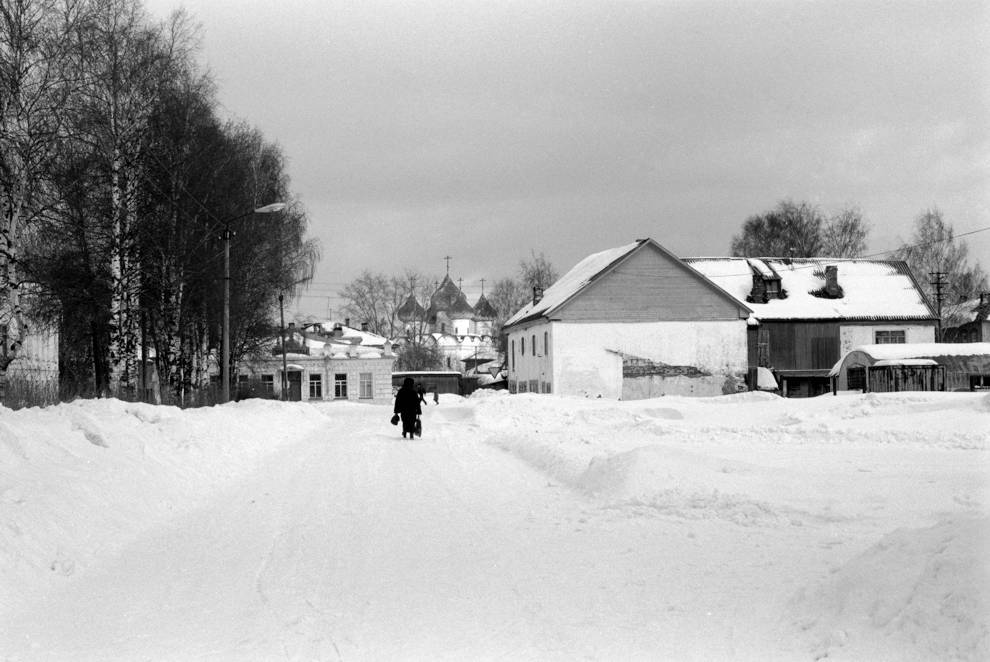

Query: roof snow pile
[852,342,990,360]
[686,258,934,320]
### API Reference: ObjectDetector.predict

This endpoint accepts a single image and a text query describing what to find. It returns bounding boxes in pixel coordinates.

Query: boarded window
[359,372,373,399]
[847,366,866,391]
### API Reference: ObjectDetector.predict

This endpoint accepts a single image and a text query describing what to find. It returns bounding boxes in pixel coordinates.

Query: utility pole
[929,271,947,342]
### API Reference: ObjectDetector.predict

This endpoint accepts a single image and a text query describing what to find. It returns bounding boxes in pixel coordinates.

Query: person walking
[393,377,422,439]
[416,381,427,405]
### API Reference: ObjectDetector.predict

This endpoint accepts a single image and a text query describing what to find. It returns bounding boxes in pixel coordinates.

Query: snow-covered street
[1,391,988,661]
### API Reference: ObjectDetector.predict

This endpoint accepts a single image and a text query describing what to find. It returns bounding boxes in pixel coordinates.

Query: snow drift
[1,390,987,660]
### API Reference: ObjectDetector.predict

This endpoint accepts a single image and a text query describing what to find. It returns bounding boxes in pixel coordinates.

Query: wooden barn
[829,342,990,393]
[686,258,938,397]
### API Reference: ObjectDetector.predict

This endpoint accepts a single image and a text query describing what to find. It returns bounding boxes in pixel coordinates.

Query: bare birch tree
[0,0,84,395]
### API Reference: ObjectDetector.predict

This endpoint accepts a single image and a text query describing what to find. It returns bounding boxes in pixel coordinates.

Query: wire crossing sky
[145,0,990,319]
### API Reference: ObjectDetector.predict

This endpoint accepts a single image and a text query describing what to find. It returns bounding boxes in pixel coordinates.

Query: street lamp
[279,292,288,400]
[222,202,286,403]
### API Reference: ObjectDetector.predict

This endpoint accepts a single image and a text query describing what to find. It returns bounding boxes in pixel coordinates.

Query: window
[359,372,373,399]
[517,380,528,393]
[309,373,323,399]
[532,334,536,356]
[875,330,906,344]
[511,340,515,371]
[261,374,275,393]
[544,331,548,356]
[521,337,525,356]
[334,373,348,398]
[529,379,539,393]
[237,374,248,385]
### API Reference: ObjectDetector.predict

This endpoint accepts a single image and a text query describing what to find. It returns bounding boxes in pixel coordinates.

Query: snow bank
[477,391,989,519]
[790,517,990,661]
[1,390,986,660]
[0,399,329,610]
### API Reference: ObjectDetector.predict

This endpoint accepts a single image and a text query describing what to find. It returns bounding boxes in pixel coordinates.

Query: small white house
[502,239,752,399]
[239,321,395,403]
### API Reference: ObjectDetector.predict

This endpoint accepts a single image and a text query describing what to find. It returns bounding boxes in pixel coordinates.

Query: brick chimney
[533,286,543,305]
[825,265,841,297]
[748,273,767,302]
[360,321,369,331]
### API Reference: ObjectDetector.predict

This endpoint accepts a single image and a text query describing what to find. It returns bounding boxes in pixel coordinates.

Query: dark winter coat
[394,378,422,436]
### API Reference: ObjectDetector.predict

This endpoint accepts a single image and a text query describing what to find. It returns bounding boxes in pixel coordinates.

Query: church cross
[444,255,452,275]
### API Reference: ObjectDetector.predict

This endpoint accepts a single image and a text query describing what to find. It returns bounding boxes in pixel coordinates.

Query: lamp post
[279,292,288,400]
[222,202,286,403]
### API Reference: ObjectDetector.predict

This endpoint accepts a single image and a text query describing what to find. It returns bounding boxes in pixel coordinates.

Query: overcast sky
[144,0,989,320]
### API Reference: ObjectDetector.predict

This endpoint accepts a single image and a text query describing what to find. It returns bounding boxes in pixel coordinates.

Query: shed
[829,342,990,393]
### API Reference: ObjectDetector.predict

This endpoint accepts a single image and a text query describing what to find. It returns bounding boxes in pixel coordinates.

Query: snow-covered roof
[301,322,389,347]
[873,358,938,367]
[504,241,643,326]
[851,342,990,360]
[828,342,990,376]
[685,258,935,321]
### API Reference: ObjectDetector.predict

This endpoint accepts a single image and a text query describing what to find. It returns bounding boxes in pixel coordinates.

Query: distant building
[239,321,395,403]
[502,238,938,400]
[0,316,59,405]
[943,292,990,343]
[687,257,937,397]
[502,239,752,399]
[395,274,498,373]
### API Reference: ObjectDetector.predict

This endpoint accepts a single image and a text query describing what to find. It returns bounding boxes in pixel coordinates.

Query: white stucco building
[503,239,752,399]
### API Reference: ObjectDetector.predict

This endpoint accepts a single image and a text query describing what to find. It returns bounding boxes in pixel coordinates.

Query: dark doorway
[287,371,302,401]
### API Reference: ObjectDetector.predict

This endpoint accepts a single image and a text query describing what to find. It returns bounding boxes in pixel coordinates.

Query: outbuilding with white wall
[502,239,752,399]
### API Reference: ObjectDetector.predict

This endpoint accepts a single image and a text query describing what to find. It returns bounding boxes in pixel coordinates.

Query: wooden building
[830,342,990,393]
[687,258,938,397]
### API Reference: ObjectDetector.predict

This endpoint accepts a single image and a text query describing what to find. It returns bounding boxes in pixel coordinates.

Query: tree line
[1,0,318,404]
[339,253,558,370]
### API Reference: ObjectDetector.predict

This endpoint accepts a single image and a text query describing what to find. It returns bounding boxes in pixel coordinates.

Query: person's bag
[390,413,399,426]
[414,417,422,437]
